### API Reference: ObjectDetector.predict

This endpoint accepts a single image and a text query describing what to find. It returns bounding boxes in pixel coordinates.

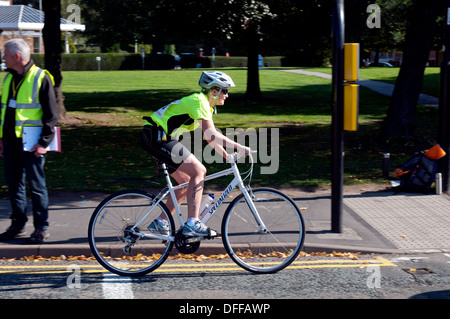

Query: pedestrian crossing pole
[438,1,450,193]
[331,0,345,233]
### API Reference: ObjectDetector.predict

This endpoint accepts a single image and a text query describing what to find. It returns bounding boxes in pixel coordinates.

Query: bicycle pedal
[205,233,220,240]
[208,228,219,239]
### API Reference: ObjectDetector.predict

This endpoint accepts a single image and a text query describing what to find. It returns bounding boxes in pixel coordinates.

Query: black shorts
[140,124,191,174]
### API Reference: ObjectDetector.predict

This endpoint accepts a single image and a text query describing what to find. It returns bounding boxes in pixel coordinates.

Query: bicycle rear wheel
[88,190,175,276]
[221,187,305,273]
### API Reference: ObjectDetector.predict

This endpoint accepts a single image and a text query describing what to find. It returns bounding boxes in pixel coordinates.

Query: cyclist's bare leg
[173,154,206,220]
[165,170,189,215]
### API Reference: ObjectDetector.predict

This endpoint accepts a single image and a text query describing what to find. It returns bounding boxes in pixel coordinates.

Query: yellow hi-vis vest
[0,64,54,138]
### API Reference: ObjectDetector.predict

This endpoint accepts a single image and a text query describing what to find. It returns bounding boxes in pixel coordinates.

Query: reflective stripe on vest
[0,65,51,138]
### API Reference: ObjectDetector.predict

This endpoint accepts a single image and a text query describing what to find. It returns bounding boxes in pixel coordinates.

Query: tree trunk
[383,0,442,138]
[43,0,66,120]
[245,24,262,101]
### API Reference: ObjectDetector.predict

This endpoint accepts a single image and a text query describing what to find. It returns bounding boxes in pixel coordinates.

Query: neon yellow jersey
[147,92,213,137]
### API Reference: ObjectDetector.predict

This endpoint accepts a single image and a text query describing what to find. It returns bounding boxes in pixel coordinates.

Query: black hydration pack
[395,144,446,193]
[396,152,437,193]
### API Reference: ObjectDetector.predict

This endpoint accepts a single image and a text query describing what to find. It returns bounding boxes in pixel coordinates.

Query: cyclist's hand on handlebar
[237,146,252,158]
[229,146,253,162]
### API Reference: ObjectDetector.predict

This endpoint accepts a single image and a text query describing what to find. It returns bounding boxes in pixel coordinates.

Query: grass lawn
[0,68,440,195]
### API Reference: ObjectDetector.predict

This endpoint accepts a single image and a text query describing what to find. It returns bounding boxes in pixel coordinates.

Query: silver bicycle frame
[131,153,267,240]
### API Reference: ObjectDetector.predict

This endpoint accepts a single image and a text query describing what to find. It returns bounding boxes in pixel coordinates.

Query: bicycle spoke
[88,191,174,276]
[222,188,305,273]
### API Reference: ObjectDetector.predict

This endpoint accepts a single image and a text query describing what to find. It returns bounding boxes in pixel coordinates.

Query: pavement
[0,186,449,259]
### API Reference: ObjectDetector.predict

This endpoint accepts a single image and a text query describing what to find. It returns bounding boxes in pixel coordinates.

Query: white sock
[157,216,168,226]
[187,218,199,226]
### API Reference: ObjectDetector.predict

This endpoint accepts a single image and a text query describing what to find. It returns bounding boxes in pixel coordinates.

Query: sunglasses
[220,89,228,95]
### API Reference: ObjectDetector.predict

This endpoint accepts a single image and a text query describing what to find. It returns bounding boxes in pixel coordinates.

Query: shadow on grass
[63,84,337,116]
[0,81,440,196]
[0,121,427,196]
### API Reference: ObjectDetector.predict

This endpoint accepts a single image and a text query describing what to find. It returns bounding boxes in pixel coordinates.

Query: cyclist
[141,71,250,238]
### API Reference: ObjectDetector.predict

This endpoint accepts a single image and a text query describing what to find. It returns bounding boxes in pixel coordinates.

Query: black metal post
[331,0,345,233]
[438,2,450,193]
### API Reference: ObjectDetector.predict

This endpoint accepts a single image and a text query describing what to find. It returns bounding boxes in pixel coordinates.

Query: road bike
[88,151,305,276]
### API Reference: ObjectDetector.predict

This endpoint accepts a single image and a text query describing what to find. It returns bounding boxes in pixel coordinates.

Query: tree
[263,0,333,66]
[81,0,275,101]
[239,1,276,101]
[81,0,145,52]
[43,0,66,119]
[345,0,411,65]
[383,0,444,138]
[142,0,276,101]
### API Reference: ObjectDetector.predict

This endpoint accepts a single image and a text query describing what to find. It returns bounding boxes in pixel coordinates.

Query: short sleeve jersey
[147,92,213,137]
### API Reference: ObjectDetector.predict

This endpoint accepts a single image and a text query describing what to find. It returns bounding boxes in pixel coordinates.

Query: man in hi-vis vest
[0,39,58,244]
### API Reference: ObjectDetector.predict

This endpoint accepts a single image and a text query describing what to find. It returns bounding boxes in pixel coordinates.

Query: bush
[210,56,247,68]
[31,53,141,71]
[30,53,284,71]
[146,54,175,70]
[180,54,211,68]
[31,53,175,71]
[209,56,283,68]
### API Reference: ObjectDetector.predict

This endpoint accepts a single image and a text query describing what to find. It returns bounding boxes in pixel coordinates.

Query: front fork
[235,172,268,233]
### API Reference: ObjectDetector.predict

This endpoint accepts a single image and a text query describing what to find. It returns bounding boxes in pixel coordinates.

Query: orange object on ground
[424,144,446,160]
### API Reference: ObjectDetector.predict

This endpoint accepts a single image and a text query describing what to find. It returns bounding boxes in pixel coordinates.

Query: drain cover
[403,268,434,275]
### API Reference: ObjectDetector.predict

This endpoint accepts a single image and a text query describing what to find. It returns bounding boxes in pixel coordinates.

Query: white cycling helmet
[199,71,235,89]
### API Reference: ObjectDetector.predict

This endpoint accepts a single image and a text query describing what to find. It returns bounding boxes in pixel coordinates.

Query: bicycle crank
[185,232,220,243]
[174,230,201,254]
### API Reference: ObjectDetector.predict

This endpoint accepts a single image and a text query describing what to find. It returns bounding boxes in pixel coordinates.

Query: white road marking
[102,273,134,299]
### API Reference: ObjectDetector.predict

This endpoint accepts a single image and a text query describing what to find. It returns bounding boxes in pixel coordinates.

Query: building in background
[0,1,84,56]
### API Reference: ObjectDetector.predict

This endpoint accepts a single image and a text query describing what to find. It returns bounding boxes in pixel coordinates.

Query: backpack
[394,145,446,193]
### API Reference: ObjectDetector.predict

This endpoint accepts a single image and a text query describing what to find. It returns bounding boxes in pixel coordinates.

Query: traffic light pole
[438,2,450,193]
[331,0,345,233]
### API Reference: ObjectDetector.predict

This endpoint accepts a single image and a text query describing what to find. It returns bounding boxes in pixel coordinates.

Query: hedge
[30,53,284,71]
[209,56,283,68]
[31,53,166,71]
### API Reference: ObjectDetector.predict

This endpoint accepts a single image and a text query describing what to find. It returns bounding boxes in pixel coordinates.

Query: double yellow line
[0,257,396,274]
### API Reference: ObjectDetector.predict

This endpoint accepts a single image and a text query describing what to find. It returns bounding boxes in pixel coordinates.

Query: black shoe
[28,228,49,244]
[0,223,25,241]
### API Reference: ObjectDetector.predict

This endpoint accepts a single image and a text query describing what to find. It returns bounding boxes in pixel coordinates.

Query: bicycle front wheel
[221,187,305,273]
[88,190,175,276]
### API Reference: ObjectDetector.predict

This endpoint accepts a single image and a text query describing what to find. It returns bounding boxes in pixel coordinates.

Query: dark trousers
[3,140,49,230]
